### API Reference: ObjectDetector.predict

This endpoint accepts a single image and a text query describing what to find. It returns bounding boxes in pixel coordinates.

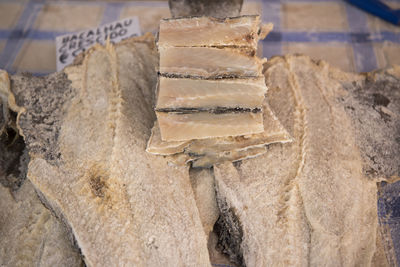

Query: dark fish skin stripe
[158,72,260,80]
[155,107,262,114]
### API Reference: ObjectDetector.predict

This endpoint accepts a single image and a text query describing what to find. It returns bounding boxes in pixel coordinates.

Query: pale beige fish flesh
[156,111,264,141]
[147,102,291,156]
[156,77,266,109]
[159,47,264,78]
[146,120,189,155]
[158,15,262,49]
[185,102,291,155]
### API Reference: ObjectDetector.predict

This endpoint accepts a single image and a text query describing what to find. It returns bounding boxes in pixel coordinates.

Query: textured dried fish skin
[156,111,264,141]
[213,55,381,266]
[156,77,266,109]
[158,15,262,49]
[159,47,263,78]
[0,181,83,267]
[10,36,211,266]
[168,0,243,18]
[0,71,10,136]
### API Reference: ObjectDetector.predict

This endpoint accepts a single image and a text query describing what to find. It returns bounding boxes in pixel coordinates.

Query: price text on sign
[56,17,141,71]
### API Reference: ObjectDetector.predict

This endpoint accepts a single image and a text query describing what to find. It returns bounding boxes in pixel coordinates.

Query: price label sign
[56,17,141,71]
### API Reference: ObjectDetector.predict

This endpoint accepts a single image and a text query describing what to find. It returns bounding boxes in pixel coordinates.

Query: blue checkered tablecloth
[0,0,399,75]
[0,0,399,265]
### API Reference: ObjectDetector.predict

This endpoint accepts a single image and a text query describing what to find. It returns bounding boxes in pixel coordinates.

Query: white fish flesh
[159,47,264,78]
[158,15,263,49]
[156,77,267,109]
[156,111,264,141]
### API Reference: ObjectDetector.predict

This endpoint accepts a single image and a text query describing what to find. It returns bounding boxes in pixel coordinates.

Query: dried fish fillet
[159,47,263,78]
[3,34,396,266]
[148,95,291,167]
[148,101,291,157]
[9,35,211,266]
[146,120,190,155]
[0,181,83,267]
[155,15,272,142]
[213,55,382,266]
[158,15,262,49]
[185,102,291,156]
[156,77,266,109]
[152,111,285,167]
[156,111,264,141]
[189,168,219,236]
[168,0,243,18]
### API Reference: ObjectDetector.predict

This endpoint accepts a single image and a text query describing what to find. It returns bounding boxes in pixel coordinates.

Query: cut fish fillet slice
[159,47,263,78]
[186,102,292,155]
[146,120,189,155]
[156,111,264,141]
[147,102,291,156]
[156,77,266,109]
[158,15,262,48]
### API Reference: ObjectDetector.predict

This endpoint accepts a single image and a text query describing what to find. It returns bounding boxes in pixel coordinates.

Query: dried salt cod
[156,111,264,141]
[147,100,292,167]
[156,77,266,109]
[158,15,263,49]
[336,66,400,179]
[0,181,83,267]
[155,15,274,141]
[189,168,220,236]
[184,102,291,155]
[168,0,243,19]
[213,55,389,266]
[3,35,397,267]
[159,47,264,78]
[0,70,29,192]
[146,120,190,155]
[0,70,10,134]
[1,73,81,266]
[9,35,211,266]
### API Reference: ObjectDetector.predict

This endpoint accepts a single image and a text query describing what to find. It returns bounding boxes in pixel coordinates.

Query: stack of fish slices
[148,15,292,167]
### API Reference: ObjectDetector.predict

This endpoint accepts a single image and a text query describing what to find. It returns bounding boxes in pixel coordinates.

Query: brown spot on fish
[89,174,107,198]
